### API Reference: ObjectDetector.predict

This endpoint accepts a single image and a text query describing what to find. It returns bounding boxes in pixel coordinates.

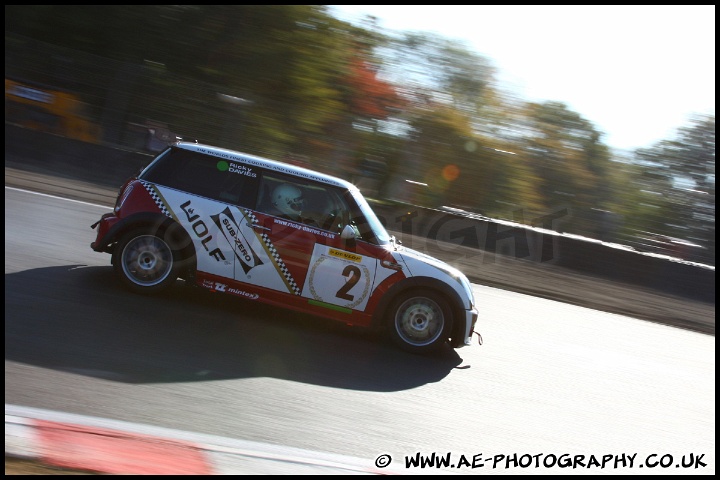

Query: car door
[249,172,383,313]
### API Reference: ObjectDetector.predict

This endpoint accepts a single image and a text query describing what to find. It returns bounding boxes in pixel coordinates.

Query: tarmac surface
[4,165,715,475]
[6,457,94,475]
[6,165,713,336]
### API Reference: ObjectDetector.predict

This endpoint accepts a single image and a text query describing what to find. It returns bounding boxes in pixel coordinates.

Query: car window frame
[138,146,260,209]
[255,171,351,233]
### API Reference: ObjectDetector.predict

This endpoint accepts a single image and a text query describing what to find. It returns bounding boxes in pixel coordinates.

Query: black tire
[112,229,179,294]
[387,289,453,354]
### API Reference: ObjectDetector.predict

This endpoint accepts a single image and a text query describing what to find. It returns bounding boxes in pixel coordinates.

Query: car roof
[174,142,356,190]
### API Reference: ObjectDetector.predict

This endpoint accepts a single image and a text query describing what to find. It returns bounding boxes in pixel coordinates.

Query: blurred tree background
[4,5,714,265]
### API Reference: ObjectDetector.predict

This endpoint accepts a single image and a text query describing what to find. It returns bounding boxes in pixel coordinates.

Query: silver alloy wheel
[120,235,174,287]
[394,296,445,346]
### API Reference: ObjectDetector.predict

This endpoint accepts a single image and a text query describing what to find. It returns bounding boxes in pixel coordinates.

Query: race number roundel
[302,244,374,311]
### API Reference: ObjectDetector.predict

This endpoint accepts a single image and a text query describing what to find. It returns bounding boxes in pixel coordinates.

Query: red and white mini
[91,142,479,354]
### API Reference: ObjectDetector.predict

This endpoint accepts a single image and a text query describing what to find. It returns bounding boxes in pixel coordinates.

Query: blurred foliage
[518,101,615,233]
[4,5,715,265]
[626,115,715,261]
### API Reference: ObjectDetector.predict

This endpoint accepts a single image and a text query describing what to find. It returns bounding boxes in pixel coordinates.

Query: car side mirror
[341,224,359,248]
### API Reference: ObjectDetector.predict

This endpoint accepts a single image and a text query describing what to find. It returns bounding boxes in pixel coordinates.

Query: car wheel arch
[371,276,466,343]
[105,213,197,276]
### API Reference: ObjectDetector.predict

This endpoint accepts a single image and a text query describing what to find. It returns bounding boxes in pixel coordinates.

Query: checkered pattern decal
[243,209,301,296]
[140,181,174,219]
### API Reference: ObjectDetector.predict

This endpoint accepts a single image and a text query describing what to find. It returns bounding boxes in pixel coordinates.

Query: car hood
[394,244,466,280]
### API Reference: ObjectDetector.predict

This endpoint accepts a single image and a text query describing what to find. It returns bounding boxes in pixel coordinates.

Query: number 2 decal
[302,245,375,311]
[336,265,361,300]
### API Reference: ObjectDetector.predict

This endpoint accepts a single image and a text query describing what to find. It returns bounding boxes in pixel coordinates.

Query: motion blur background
[5,5,715,265]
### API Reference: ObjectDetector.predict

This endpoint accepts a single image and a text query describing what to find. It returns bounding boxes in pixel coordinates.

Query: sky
[328,5,715,152]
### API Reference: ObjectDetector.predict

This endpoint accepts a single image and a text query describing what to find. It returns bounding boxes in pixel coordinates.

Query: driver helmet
[272,184,304,219]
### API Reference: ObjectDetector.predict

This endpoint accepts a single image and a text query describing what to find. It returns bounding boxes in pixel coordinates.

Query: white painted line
[4,185,113,209]
[4,415,40,459]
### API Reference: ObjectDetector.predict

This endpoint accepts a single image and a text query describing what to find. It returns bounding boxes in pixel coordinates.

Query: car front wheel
[388,289,452,354]
[112,230,178,294]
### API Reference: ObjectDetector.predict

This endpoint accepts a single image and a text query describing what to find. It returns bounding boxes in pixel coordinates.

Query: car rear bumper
[90,212,119,252]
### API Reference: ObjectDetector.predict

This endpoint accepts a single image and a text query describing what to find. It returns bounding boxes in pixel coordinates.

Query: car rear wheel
[112,229,178,294]
[388,289,452,354]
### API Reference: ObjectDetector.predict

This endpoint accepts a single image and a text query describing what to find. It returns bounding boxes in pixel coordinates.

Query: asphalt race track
[4,173,715,475]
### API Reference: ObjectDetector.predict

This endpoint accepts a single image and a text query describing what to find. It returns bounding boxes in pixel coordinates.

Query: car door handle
[251,222,271,232]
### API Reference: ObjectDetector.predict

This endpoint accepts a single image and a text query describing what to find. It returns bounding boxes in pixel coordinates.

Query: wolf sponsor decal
[174,197,235,278]
[158,186,302,294]
[179,200,226,262]
[211,206,263,274]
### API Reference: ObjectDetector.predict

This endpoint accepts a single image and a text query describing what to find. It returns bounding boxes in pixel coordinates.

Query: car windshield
[347,188,391,245]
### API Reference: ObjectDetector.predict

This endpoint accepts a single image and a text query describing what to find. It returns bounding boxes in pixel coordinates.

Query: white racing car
[91,142,480,354]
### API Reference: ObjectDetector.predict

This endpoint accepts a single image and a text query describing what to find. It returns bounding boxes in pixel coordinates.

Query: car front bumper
[459,306,481,347]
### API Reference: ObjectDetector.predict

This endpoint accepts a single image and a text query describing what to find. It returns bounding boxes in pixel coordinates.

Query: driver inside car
[271,183,315,225]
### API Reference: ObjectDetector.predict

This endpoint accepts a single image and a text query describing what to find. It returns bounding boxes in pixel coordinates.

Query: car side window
[305,186,348,233]
[257,173,349,232]
[139,147,259,208]
[343,190,388,245]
